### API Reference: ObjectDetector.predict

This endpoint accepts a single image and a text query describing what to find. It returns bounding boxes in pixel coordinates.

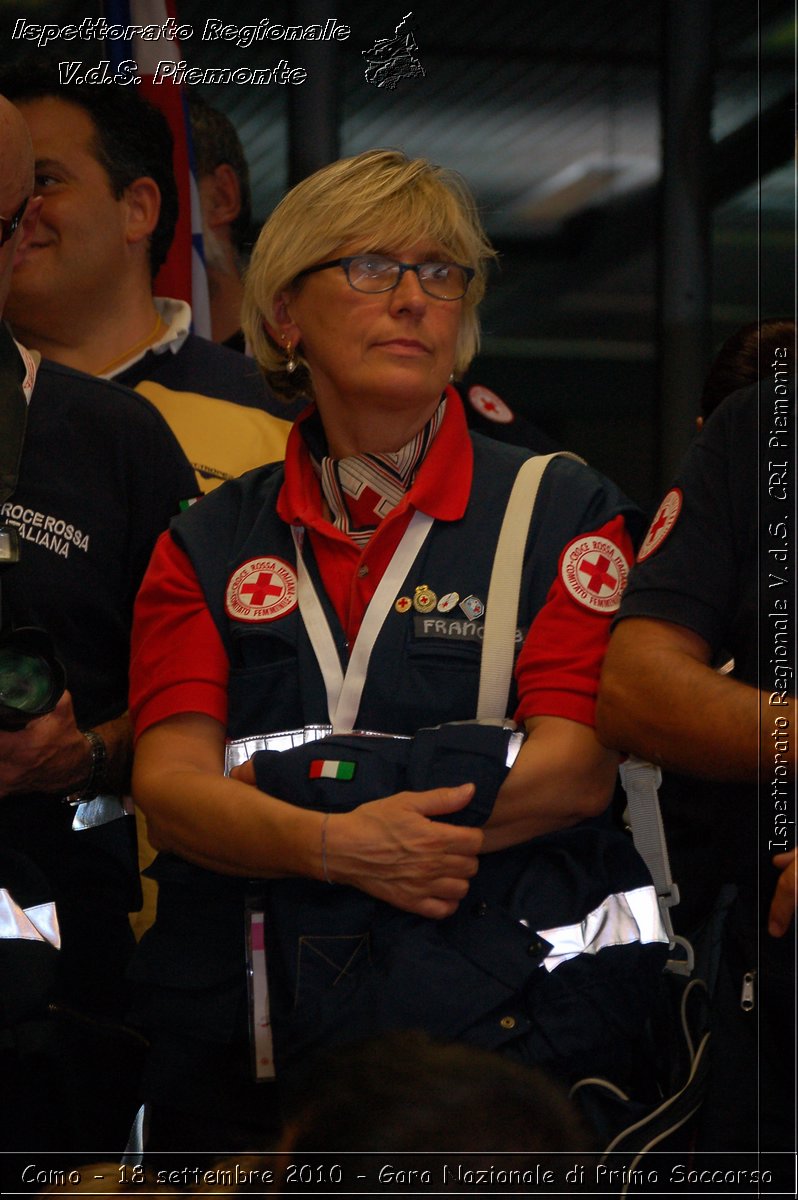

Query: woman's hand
[231,761,481,918]
[328,784,482,919]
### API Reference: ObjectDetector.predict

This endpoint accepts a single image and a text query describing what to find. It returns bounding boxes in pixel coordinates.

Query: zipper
[740,969,756,1012]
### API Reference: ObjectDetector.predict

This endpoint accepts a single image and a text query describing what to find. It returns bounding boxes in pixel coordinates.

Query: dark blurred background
[0,0,794,509]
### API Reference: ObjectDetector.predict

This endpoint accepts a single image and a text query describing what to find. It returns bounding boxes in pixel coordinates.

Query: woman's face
[277,240,464,425]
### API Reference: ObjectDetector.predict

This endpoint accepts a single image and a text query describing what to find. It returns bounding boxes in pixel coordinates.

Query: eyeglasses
[0,196,29,248]
[294,254,475,300]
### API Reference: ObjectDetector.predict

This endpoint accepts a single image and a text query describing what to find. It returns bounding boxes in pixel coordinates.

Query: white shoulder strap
[477,452,582,720]
[619,756,692,974]
[475,452,689,972]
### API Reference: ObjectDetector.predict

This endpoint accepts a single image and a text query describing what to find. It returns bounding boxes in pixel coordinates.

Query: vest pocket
[407,621,485,665]
[228,661,302,739]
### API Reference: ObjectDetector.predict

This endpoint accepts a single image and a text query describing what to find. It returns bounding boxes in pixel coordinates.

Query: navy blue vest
[173,433,639,738]
[131,434,662,1085]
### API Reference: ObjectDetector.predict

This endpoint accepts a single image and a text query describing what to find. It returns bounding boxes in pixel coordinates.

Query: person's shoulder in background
[456,374,560,453]
[32,357,197,497]
[115,332,306,422]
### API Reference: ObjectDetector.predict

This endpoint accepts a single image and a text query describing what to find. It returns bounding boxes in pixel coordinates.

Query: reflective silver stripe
[535,885,668,973]
[225,725,334,773]
[224,722,522,774]
[224,725,414,774]
[71,794,129,831]
[0,889,61,948]
[121,1103,149,1166]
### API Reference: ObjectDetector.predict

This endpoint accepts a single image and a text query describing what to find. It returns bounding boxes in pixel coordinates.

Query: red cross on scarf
[316,399,446,547]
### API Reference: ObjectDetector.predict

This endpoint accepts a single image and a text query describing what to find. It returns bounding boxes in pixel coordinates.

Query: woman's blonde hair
[242,149,496,403]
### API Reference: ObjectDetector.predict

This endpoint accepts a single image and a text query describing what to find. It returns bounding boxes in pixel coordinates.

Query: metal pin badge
[413,585,438,613]
[459,594,485,619]
[437,591,460,613]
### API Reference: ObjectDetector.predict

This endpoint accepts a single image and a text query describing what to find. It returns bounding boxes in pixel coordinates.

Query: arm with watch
[0,696,130,801]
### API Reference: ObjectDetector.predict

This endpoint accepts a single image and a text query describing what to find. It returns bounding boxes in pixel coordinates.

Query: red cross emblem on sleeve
[225,557,298,622]
[560,535,630,613]
[637,488,682,561]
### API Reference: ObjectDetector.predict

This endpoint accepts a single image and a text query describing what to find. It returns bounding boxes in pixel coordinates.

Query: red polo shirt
[130,392,632,737]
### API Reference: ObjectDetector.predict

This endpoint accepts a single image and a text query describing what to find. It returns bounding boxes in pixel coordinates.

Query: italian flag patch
[309,759,357,781]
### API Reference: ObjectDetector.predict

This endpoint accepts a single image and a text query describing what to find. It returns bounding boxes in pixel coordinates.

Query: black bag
[0,847,146,1156]
[249,723,669,1111]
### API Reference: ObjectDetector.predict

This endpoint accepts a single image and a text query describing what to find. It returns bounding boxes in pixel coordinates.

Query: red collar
[277,385,473,529]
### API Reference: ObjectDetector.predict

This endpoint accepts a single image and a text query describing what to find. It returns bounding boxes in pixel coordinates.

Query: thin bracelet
[321,812,332,884]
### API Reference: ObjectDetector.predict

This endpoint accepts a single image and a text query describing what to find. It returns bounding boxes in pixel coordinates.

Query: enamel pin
[413,585,438,613]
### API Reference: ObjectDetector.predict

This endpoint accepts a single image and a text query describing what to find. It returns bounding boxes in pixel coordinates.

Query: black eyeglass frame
[0,196,29,248]
[293,254,475,300]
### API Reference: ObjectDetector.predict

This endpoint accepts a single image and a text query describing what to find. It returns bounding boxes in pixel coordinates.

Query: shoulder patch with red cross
[467,384,515,424]
[560,535,630,614]
[225,556,298,622]
[637,488,683,561]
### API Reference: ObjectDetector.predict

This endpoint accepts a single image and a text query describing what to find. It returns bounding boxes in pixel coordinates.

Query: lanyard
[291,510,434,732]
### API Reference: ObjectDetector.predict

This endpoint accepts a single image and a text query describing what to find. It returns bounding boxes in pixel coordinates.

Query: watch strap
[67,728,108,803]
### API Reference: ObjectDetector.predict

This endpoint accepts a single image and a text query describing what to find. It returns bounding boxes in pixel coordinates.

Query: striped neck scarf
[308,398,446,548]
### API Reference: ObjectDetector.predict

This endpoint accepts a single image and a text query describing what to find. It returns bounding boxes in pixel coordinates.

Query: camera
[0,625,66,731]
[0,523,66,730]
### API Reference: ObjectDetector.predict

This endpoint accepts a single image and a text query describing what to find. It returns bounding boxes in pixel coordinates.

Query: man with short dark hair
[1,63,298,493]
[0,90,195,1081]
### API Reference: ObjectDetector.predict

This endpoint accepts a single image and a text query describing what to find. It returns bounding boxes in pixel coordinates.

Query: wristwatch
[66,728,108,804]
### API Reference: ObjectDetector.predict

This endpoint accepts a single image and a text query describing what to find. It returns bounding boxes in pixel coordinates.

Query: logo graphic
[637,488,683,561]
[468,385,514,425]
[560,536,629,614]
[459,594,485,620]
[437,591,460,613]
[363,12,425,89]
[225,557,298,623]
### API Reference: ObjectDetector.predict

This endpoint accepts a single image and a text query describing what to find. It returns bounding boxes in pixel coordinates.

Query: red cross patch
[468,385,514,425]
[560,535,630,614]
[637,488,683,561]
[225,557,298,623]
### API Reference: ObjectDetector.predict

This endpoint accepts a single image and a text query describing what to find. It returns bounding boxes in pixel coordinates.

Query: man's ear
[13,195,43,265]
[123,176,160,246]
[201,164,241,231]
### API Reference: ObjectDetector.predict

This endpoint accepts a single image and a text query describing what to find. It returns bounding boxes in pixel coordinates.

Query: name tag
[413,615,525,644]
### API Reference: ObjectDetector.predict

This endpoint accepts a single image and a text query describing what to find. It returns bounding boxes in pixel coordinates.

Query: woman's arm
[133,712,326,877]
[133,711,483,919]
[481,715,619,853]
